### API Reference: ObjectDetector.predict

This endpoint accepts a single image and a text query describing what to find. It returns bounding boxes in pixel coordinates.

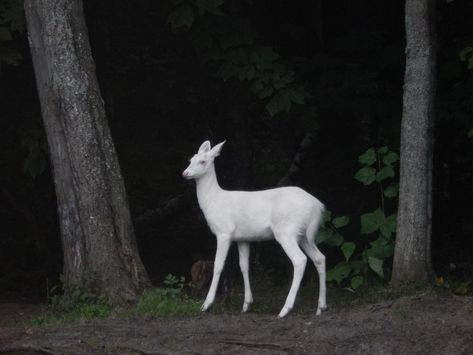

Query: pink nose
[182,171,189,177]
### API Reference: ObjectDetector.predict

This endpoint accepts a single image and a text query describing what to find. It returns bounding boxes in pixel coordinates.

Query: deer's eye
[199,160,206,165]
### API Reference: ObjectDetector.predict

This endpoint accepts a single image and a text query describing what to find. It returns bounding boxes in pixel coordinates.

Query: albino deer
[183,140,326,318]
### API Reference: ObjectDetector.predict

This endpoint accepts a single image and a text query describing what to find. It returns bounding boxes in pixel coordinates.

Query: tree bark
[391,0,436,285]
[24,0,150,303]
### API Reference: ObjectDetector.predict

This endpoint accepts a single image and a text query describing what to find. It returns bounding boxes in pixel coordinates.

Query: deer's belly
[232,224,274,242]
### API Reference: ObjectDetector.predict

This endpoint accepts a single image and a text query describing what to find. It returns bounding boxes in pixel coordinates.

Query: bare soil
[1,295,473,355]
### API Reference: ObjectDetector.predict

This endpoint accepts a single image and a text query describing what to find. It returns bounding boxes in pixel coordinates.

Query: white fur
[183,140,327,318]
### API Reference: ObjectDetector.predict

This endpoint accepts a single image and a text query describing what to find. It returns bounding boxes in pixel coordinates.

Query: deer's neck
[195,165,224,214]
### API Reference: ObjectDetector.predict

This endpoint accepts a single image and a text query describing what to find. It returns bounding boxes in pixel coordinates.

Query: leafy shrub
[318,147,399,290]
[136,274,200,316]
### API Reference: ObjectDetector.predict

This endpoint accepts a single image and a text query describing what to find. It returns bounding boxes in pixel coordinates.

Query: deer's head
[182,140,225,180]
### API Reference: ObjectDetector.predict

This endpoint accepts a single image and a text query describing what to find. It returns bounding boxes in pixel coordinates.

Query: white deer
[183,140,327,318]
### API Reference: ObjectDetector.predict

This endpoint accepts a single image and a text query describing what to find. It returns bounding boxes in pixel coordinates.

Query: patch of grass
[136,288,201,317]
[27,272,452,326]
[29,302,112,325]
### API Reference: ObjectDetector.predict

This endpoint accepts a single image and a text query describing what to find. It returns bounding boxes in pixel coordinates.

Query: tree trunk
[391,0,436,285]
[24,0,150,303]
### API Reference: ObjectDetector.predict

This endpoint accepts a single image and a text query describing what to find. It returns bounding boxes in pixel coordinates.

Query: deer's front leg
[202,235,231,312]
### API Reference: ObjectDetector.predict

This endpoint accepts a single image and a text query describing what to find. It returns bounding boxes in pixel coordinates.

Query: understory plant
[136,274,200,316]
[318,147,399,290]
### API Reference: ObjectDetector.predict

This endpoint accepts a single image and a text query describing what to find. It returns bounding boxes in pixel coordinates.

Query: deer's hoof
[278,306,291,318]
[201,300,212,312]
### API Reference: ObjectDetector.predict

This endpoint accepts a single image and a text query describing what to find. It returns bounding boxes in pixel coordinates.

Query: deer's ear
[198,140,211,153]
[210,141,226,157]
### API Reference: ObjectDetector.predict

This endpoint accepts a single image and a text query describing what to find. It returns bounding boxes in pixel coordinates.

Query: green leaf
[350,260,364,275]
[193,0,224,15]
[332,216,349,228]
[383,183,399,198]
[380,213,397,239]
[354,166,376,185]
[368,256,384,278]
[376,165,395,182]
[259,85,274,98]
[382,151,399,165]
[315,228,330,244]
[266,92,291,116]
[358,148,376,166]
[322,210,332,224]
[330,233,344,247]
[167,4,194,30]
[316,228,344,247]
[460,46,473,62]
[361,209,385,234]
[367,238,394,259]
[219,62,237,81]
[326,262,351,284]
[351,275,363,290]
[341,242,356,261]
[377,146,388,155]
[238,65,255,81]
[286,86,311,105]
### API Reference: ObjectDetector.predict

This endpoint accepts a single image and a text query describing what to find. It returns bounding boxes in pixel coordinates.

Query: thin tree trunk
[391,0,436,285]
[24,0,150,303]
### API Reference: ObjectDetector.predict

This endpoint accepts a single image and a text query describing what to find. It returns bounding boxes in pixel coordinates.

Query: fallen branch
[219,338,290,352]
[133,190,195,224]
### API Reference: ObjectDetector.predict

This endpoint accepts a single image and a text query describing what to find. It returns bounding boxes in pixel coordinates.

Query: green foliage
[30,273,112,325]
[460,46,473,70]
[326,262,351,284]
[341,242,356,261]
[167,4,195,30]
[0,0,24,65]
[367,256,384,278]
[167,1,313,117]
[30,303,112,326]
[350,275,363,290]
[358,148,376,166]
[31,274,199,325]
[332,216,349,228]
[361,209,385,234]
[136,274,200,317]
[319,147,399,290]
[317,227,344,247]
[383,184,399,198]
[354,166,376,185]
[48,272,110,313]
[167,0,224,32]
[136,288,200,317]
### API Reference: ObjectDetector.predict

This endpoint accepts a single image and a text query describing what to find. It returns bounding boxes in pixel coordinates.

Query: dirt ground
[1,294,473,355]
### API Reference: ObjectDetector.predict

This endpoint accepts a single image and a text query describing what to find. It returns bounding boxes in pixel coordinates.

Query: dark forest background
[1,0,472,299]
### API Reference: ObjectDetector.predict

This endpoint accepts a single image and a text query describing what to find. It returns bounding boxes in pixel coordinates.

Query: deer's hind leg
[273,226,307,318]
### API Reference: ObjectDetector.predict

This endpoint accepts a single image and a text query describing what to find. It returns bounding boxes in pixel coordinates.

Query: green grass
[29,302,113,326]
[135,288,201,317]
[27,278,450,326]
